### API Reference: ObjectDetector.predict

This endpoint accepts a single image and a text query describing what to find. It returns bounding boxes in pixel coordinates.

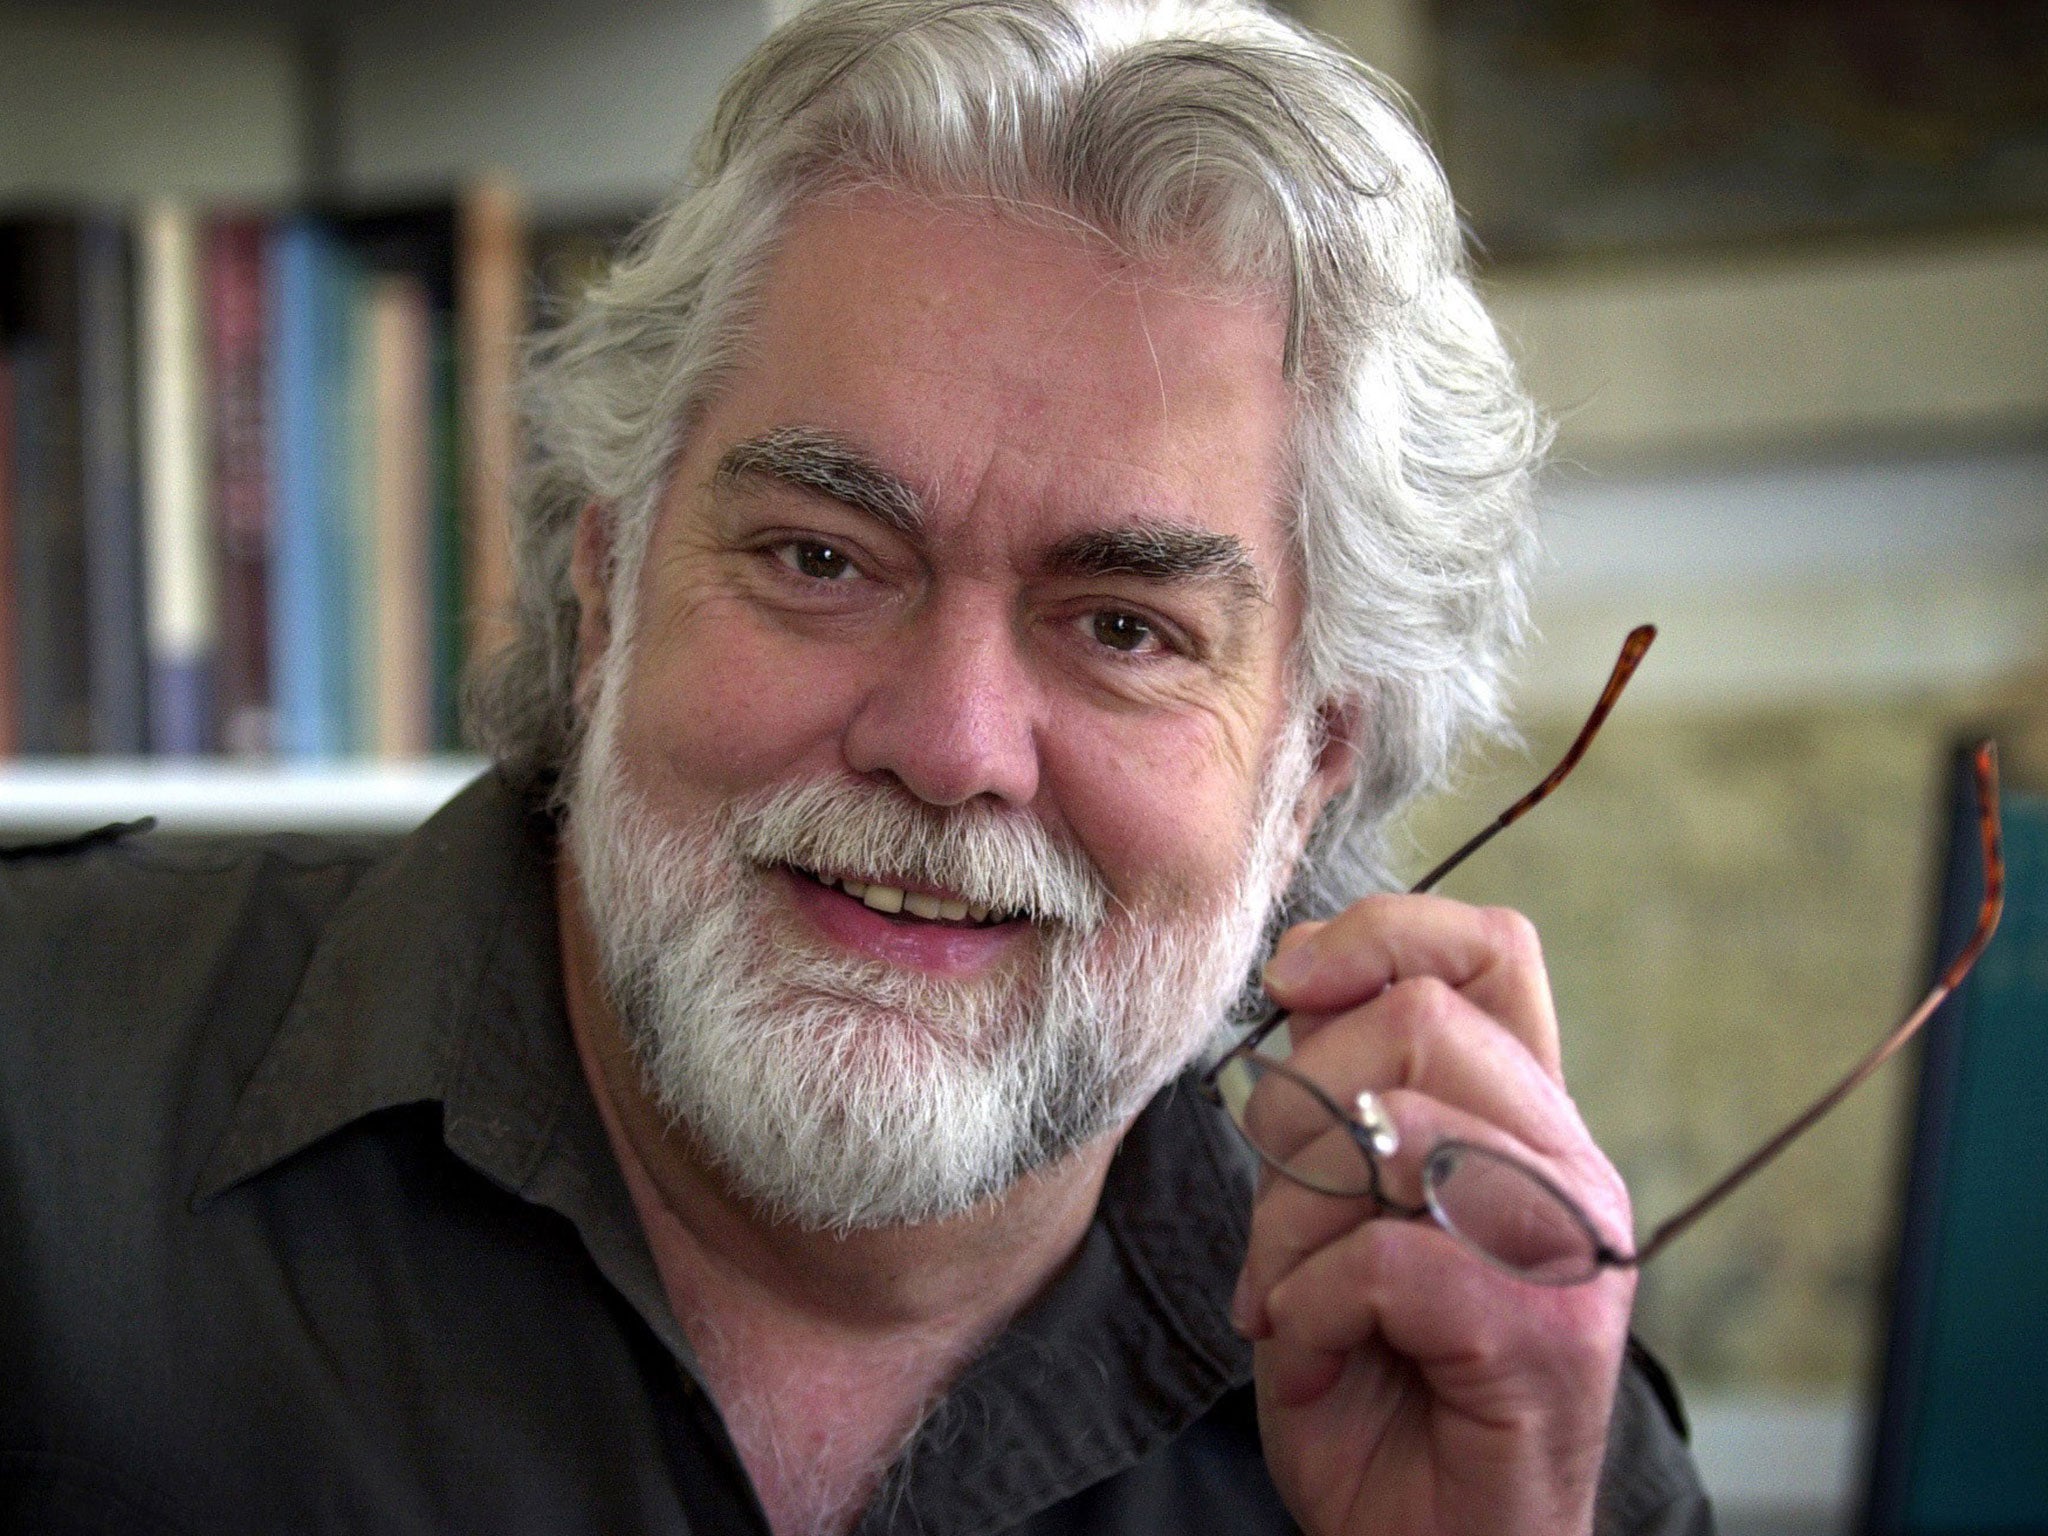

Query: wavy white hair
[468,0,1543,912]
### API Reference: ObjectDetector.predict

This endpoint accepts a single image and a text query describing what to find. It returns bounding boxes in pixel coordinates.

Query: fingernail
[1263,939,1316,994]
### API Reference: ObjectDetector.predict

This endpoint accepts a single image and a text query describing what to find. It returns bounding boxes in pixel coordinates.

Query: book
[366,274,434,759]
[335,200,467,755]
[343,262,378,755]
[0,185,551,766]
[0,351,15,759]
[267,217,353,760]
[458,177,526,688]
[428,312,461,749]
[135,200,218,756]
[0,218,94,756]
[326,253,367,757]
[206,216,273,758]
[78,215,147,756]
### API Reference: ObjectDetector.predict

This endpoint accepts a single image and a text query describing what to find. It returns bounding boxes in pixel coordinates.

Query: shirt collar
[192,770,694,1362]
[194,771,571,1205]
[857,1079,1255,1534]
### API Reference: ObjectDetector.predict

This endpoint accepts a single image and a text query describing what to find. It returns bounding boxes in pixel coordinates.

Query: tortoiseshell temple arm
[1411,625,1656,896]
[1628,739,2006,1268]
[1228,625,1660,1061]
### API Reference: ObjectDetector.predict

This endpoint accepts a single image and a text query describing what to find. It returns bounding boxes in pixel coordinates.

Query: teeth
[816,869,1001,925]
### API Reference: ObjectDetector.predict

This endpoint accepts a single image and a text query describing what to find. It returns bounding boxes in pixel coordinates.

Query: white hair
[470,0,1542,912]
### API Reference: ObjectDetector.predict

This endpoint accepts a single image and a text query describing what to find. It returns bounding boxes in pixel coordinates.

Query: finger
[1257,1211,1632,1426]
[1263,895,1560,1078]
[1232,1054,1390,1174]
[1281,974,1585,1160]
[1268,919,1328,970]
[1255,1211,1629,1536]
[1236,1086,1511,1340]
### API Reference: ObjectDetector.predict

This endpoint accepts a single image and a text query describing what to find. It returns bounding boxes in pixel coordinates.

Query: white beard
[565,656,1315,1234]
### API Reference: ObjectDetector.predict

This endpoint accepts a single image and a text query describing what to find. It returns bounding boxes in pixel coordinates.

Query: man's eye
[777,541,856,581]
[1090,611,1155,653]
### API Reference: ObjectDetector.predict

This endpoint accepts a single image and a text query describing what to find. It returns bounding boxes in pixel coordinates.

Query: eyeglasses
[1200,626,2007,1286]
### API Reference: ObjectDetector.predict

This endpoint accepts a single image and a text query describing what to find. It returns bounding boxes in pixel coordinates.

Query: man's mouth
[788,866,1022,928]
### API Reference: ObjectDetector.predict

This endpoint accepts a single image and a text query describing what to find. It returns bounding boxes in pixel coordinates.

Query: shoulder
[0,819,391,1016]
[0,818,389,957]
[0,821,394,1177]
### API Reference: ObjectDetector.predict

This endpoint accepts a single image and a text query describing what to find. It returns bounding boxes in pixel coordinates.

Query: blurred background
[3,1,2045,1531]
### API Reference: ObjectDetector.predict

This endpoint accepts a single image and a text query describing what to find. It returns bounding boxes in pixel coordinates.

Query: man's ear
[568,502,615,706]
[1293,696,1362,847]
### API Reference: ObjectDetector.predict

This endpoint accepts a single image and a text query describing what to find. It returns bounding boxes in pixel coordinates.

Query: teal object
[1867,761,2048,1533]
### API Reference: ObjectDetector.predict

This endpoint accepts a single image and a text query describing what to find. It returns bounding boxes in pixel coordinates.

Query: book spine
[78,215,148,756]
[266,220,335,760]
[367,274,434,759]
[458,178,525,687]
[207,216,273,757]
[329,254,367,756]
[8,347,52,755]
[0,351,15,760]
[136,201,218,756]
[429,311,462,750]
[12,224,93,755]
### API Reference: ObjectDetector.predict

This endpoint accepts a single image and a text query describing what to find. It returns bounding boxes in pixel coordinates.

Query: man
[1,0,1710,1530]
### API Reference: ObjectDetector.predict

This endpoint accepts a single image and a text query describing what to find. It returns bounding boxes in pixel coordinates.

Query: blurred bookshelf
[0,0,761,831]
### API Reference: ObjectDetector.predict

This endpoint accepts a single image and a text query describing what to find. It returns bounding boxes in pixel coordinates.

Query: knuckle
[1374,978,1454,1082]
[1335,891,1403,931]
[1388,974,1457,1030]
[1481,905,1544,967]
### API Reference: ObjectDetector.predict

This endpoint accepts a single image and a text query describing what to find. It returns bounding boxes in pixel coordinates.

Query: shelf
[0,757,487,836]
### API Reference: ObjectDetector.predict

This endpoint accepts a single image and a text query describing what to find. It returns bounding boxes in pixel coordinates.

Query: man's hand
[1234,895,1635,1536]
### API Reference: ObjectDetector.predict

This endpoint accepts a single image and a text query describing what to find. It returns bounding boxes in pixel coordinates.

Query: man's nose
[841,597,1042,809]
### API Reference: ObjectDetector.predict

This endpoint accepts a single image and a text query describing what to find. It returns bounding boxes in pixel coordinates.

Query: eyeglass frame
[1199,624,2008,1283]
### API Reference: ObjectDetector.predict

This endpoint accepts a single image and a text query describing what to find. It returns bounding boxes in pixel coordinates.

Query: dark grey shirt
[0,774,1712,1534]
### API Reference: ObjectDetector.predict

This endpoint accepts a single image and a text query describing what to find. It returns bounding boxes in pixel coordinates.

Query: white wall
[1520,445,2048,715]
[335,0,768,219]
[1491,237,2048,463]
[0,3,302,204]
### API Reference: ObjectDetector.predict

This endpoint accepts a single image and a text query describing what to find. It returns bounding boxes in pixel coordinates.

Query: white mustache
[729,775,1110,931]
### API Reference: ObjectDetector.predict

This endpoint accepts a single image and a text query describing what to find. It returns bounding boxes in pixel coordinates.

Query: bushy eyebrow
[1041,522,1269,609]
[714,426,926,536]
[715,430,1268,609]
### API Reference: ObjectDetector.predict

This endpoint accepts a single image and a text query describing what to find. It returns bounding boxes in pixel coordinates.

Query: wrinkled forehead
[721,186,1299,546]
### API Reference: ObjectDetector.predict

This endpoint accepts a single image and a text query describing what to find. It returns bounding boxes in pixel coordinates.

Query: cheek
[610,594,873,804]
[1043,704,1270,910]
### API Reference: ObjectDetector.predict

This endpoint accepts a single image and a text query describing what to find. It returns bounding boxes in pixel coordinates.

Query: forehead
[700,188,1296,562]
